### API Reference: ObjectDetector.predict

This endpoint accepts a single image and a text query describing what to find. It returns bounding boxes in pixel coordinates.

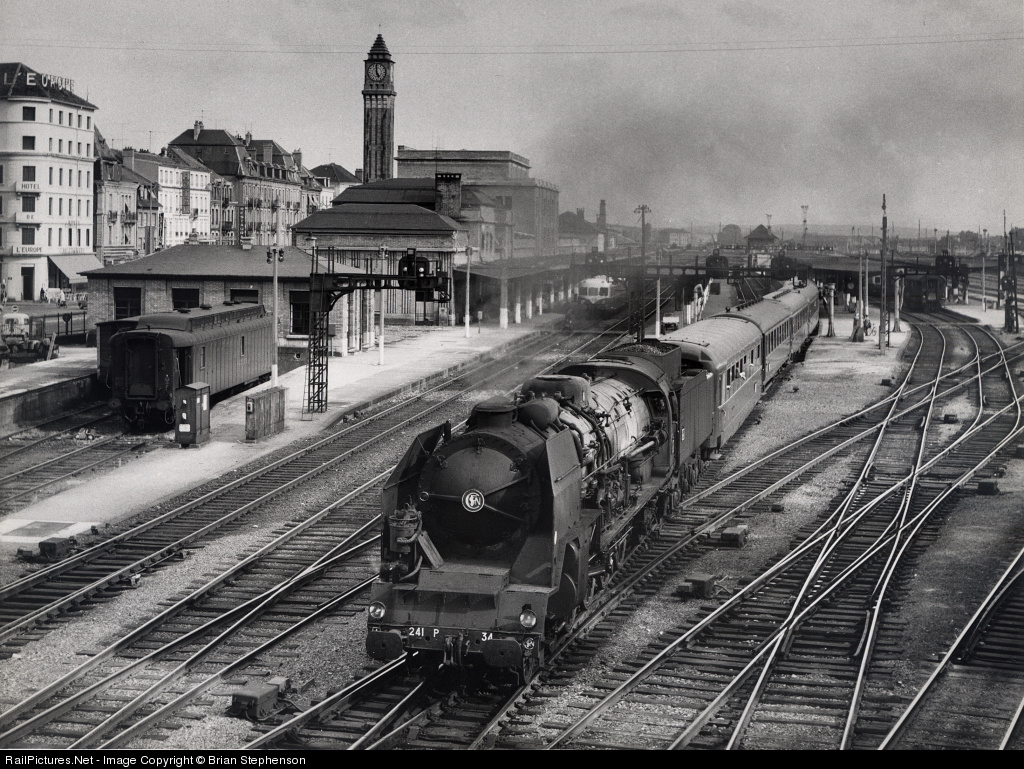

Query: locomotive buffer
[305,248,450,414]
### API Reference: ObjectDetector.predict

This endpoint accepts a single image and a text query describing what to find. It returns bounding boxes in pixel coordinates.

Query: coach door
[176,347,192,387]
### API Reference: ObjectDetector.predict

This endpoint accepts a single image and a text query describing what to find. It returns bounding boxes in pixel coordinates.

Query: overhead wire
[4,32,1021,56]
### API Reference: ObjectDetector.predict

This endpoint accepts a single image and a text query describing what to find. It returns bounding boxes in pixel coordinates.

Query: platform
[0,348,99,439]
[0,313,567,547]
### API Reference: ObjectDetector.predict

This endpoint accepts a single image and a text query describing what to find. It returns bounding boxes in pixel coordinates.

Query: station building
[0,62,102,300]
[293,200,467,327]
[82,242,367,354]
[396,147,559,262]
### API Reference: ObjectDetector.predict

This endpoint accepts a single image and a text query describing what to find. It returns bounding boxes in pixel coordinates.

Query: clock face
[368,63,387,82]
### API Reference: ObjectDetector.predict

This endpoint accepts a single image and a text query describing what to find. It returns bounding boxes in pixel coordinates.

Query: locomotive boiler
[366,281,820,678]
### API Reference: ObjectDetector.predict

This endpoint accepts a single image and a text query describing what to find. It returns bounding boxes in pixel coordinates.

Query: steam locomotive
[107,303,273,429]
[366,281,820,677]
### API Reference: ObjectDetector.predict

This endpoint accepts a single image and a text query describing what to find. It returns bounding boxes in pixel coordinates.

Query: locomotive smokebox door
[175,382,211,448]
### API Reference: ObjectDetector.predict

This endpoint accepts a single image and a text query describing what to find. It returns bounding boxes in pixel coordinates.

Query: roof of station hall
[294,203,466,236]
[331,177,496,209]
[82,244,360,280]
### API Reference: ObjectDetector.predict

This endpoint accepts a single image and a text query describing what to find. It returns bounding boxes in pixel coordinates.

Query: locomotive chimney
[468,397,516,429]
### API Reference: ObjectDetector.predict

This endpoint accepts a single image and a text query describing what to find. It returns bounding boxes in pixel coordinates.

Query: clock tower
[362,34,395,183]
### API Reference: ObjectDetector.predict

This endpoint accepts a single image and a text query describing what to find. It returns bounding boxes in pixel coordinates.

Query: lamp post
[267,246,284,387]
[377,246,386,365]
[982,229,988,310]
[465,246,473,338]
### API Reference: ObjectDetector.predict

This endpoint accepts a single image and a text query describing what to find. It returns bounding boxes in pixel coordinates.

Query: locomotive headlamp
[519,608,538,629]
[368,602,387,620]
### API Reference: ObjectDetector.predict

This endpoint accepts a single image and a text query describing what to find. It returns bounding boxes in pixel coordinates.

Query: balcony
[108,211,119,223]
[123,213,138,225]
[221,221,234,232]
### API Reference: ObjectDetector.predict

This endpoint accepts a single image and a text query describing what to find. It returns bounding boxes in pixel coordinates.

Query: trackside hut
[293,202,467,325]
[82,243,365,351]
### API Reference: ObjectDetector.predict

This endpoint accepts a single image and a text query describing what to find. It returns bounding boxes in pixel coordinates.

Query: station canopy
[49,254,104,284]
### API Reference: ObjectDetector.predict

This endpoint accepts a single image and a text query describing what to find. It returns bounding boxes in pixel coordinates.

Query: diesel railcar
[108,303,273,429]
[901,274,947,312]
[366,281,820,678]
[577,275,628,319]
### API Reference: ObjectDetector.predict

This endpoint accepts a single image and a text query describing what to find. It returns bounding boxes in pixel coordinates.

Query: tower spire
[362,35,395,183]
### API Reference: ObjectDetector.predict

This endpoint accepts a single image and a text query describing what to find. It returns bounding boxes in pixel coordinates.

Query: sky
[2,0,1021,237]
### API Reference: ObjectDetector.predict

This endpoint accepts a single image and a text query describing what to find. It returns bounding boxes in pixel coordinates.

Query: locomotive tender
[108,303,273,429]
[366,281,820,677]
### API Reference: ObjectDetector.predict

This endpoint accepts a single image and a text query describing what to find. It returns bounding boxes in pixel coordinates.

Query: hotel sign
[12,246,87,255]
[2,70,75,93]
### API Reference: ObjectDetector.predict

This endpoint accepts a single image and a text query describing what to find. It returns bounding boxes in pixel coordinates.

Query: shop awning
[49,253,104,284]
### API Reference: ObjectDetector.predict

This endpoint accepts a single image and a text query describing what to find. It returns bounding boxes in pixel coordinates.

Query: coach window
[113,287,142,319]
[200,346,206,369]
[241,336,246,356]
[289,290,310,335]
[172,288,201,310]
[229,288,259,304]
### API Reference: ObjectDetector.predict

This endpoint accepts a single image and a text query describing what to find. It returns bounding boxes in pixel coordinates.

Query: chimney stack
[435,173,462,219]
[193,120,203,140]
[293,149,302,169]
[598,200,607,230]
[577,208,585,220]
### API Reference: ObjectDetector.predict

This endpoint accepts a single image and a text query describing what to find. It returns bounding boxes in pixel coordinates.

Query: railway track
[0,330,598,648]
[879,545,1024,750]
[514,317,1024,750]
[236,314,1024,751]
[10,307,1023,750]
[0,430,153,516]
[0,403,112,461]
[0,328,634,748]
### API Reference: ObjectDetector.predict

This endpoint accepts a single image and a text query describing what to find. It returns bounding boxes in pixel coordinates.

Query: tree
[957,230,981,250]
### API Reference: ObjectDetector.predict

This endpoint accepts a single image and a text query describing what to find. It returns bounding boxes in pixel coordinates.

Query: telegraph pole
[634,204,650,342]
[1005,212,1018,334]
[880,195,887,352]
[267,245,284,386]
[982,228,988,310]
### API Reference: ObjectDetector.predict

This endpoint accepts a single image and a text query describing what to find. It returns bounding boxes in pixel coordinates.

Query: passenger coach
[662,281,819,449]
[108,303,273,429]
